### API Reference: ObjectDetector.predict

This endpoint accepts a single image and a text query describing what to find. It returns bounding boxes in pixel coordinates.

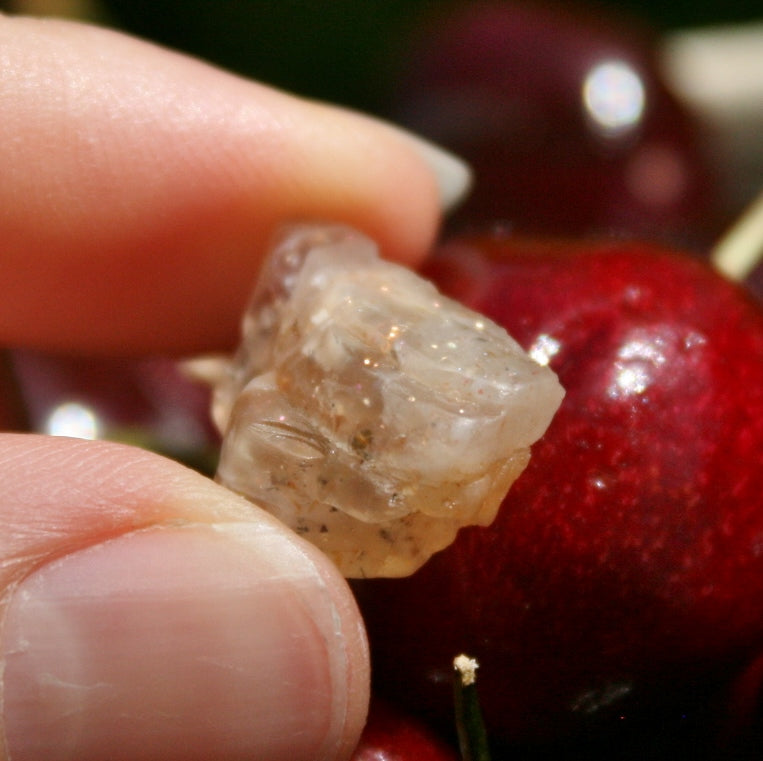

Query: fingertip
[1,521,369,761]
[0,436,370,759]
[304,534,371,761]
[0,15,465,354]
[388,126,473,216]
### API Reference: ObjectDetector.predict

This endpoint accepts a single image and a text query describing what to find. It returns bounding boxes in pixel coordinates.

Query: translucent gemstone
[210,224,564,577]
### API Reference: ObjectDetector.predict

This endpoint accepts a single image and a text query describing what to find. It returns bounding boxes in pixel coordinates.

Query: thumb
[0,434,368,761]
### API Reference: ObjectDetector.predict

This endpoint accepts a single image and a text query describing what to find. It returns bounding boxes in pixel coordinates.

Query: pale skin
[0,14,469,761]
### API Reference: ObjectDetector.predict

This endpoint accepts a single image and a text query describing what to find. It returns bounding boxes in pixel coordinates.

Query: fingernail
[2,522,367,761]
[397,130,473,213]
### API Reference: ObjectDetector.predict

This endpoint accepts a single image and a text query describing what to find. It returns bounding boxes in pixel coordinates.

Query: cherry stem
[711,189,763,281]
[453,654,492,761]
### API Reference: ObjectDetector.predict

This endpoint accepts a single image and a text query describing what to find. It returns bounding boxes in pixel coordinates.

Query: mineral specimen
[210,224,563,577]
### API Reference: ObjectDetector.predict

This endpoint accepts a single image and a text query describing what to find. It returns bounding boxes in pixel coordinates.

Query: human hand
[0,13,470,761]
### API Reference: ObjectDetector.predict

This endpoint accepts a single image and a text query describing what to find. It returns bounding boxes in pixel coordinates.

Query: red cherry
[9,350,219,471]
[393,2,720,247]
[717,651,763,755]
[353,235,763,752]
[351,698,458,761]
[0,351,28,431]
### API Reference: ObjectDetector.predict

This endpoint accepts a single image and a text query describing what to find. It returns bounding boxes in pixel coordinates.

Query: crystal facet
[210,224,564,577]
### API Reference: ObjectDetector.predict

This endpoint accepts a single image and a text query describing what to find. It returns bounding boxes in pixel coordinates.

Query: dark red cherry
[351,698,458,761]
[9,350,219,472]
[354,233,763,753]
[393,2,721,248]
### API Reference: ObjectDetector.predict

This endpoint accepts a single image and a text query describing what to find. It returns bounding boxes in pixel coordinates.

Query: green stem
[453,654,492,761]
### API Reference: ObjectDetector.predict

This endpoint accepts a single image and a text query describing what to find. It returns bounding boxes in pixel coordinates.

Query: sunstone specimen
[211,224,564,577]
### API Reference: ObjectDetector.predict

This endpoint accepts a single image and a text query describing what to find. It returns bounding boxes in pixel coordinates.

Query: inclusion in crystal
[209,224,564,577]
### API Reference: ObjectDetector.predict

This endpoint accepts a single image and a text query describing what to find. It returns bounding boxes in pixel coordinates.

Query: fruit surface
[394,1,720,247]
[354,235,763,753]
[351,698,458,761]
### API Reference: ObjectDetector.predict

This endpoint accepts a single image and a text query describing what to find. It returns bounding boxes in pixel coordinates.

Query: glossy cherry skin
[353,235,763,752]
[351,698,458,761]
[393,2,720,248]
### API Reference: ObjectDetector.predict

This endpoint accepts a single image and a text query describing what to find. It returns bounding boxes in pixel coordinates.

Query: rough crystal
[210,224,564,577]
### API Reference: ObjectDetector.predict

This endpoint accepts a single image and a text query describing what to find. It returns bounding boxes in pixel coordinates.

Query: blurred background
[5,0,763,235]
[3,0,762,113]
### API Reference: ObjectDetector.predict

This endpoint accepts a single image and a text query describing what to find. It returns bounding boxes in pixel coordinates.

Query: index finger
[0,15,469,355]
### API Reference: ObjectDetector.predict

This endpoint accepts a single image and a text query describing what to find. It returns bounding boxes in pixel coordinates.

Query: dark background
[5,1,763,115]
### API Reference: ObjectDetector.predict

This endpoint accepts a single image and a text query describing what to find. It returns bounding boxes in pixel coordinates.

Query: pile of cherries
[3,3,763,759]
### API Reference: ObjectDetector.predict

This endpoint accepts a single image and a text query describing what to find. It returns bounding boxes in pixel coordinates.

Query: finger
[0,434,369,761]
[0,14,470,355]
